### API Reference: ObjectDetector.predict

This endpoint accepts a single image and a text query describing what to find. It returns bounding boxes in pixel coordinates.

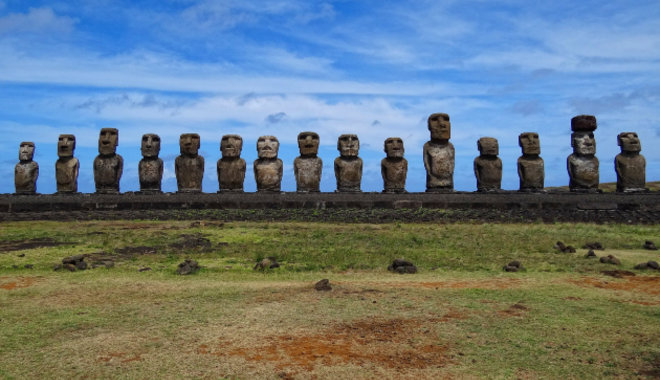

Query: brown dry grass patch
[0,276,38,290]
[198,317,450,376]
[569,275,660,295]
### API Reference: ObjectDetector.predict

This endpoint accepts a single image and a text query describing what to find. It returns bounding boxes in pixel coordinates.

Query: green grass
[0,220,659,379]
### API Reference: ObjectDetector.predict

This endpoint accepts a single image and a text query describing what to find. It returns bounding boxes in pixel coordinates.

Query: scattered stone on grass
[634,261,659,270]
[17,253,25,257]
[599,255,621,265]
[138,267,152,272]
[554,241,576,253]
[583,241,604,250]
[644,240,658,250]
[601,270,635,278]
[314,279,332,291]
[176,259,200,275]
[387,259,417,274]
[585,249,597,258]
[54,254,88,271]
[254,257,280,271]
[24,264,33,269]
[91,260,115,269]
[503,260,525,272]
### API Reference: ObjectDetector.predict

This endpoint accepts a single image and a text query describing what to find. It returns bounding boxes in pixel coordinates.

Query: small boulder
[138,267,152,272]
[176,259,200,275]
[314,279,332,291]
[387,259,417,274]
[644,240,658,250]
[634,262,650,270]
[62,254,85,265]
[554,241,576,253]
[600,255,621,266]
[253,257,280,271]
[503,260,525,272]
[24,264,33,269]
[585,250,597,258]
[635,261,659,270]
[583,242,604,250]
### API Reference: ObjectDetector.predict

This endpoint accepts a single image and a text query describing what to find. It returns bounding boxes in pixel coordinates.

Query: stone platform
[1,192,659,223]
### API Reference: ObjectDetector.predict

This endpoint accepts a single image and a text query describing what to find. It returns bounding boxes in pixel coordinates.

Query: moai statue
[217,134,246,192]
[293,132,322,192]
[55,134,79,193]
[474,137,502,192]
[615,132,647,192]
[567,115,599,192]
[381,137,407,193]
[517,132,544,192]
[175,133,204,192]
[14,142,38,194]
[254,135,283,192]
[94,128,123,194]
[139,133,163,193]
[423,113,455,192]
[334,134,362,192]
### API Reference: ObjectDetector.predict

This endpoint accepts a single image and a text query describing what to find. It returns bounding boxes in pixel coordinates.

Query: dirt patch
[498,303,529,317]
[601,270,636,278]
[97,352,143,364]
[569,276,660,295]
[0,238,69,252]
[0,276,37,290]
[198,318,449,373]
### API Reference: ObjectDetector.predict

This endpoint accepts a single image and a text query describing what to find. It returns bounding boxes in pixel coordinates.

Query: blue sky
[1,0,659,193]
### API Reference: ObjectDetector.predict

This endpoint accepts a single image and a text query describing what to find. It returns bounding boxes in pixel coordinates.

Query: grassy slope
[0,221,659,379]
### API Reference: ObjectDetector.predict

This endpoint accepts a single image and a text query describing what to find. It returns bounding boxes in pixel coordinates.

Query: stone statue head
[19,141,35,161]
[428,113,451,141]
[519,132,540,155]
[384,137,404,158]
[57,134,76,158]
[478,137,499,156]
[571,131,596,155]
[179,133,200,156]
[297,132,320,156]
[257,135,279,159]
[141,133,161,158]
[337,134,359,157]
[221,134,243,158]
[617,132,641,153]
[98,128,119,155]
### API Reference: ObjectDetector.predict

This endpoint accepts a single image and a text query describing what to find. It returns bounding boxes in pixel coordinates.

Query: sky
[1,0,659,193]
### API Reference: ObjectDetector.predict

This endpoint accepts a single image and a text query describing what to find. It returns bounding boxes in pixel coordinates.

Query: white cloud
[0,7,76,35]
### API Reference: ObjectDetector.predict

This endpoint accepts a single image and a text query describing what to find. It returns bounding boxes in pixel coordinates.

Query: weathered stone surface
[254,136,283,192]
[314,279,332,291]
[567,115,599,192]
[583,242,604,250]
[139,133,163,193]
[334,134,362,192]
[474,137,502,192]
[381,137,407,193]
[517,132,544,191]
[503,260,525,272]
[15,142,38,194]
[294,132,322,192]
[644,240,657,250]
[253,257,280,270]
[615,132,647,192]
[388,259,417,274]
[94,128,123,194]
[554,241,576,253]
[217,134,246,192]
[585,250,597,258]
[424,113,454,192]
[600,255,621,266]
[175,133,204,192]
[176,259,200,275]
[55,134,79,193]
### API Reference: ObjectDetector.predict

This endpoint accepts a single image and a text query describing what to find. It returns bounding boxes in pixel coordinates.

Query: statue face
[384,137,404,158]
[98,128,119,155]
[337,134,359,157]
[221,134,243,158]
[19,142,35,161]
[297,132,319,156]
[179,133,200,156]
[58,134,76,158]
[618,132,641,153]
[428,113,451,140]
[141,134,161,158]
[519,132,540,155]
[257,135,279,159]
[571,132,596,155]
[478,137,499,156]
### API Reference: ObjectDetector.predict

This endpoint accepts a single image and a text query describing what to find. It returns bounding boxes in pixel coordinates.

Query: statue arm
[423,144,430,172]
[473,159,480,184]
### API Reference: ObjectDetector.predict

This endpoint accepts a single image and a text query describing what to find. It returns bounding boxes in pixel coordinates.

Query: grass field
[0,220,659,379]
